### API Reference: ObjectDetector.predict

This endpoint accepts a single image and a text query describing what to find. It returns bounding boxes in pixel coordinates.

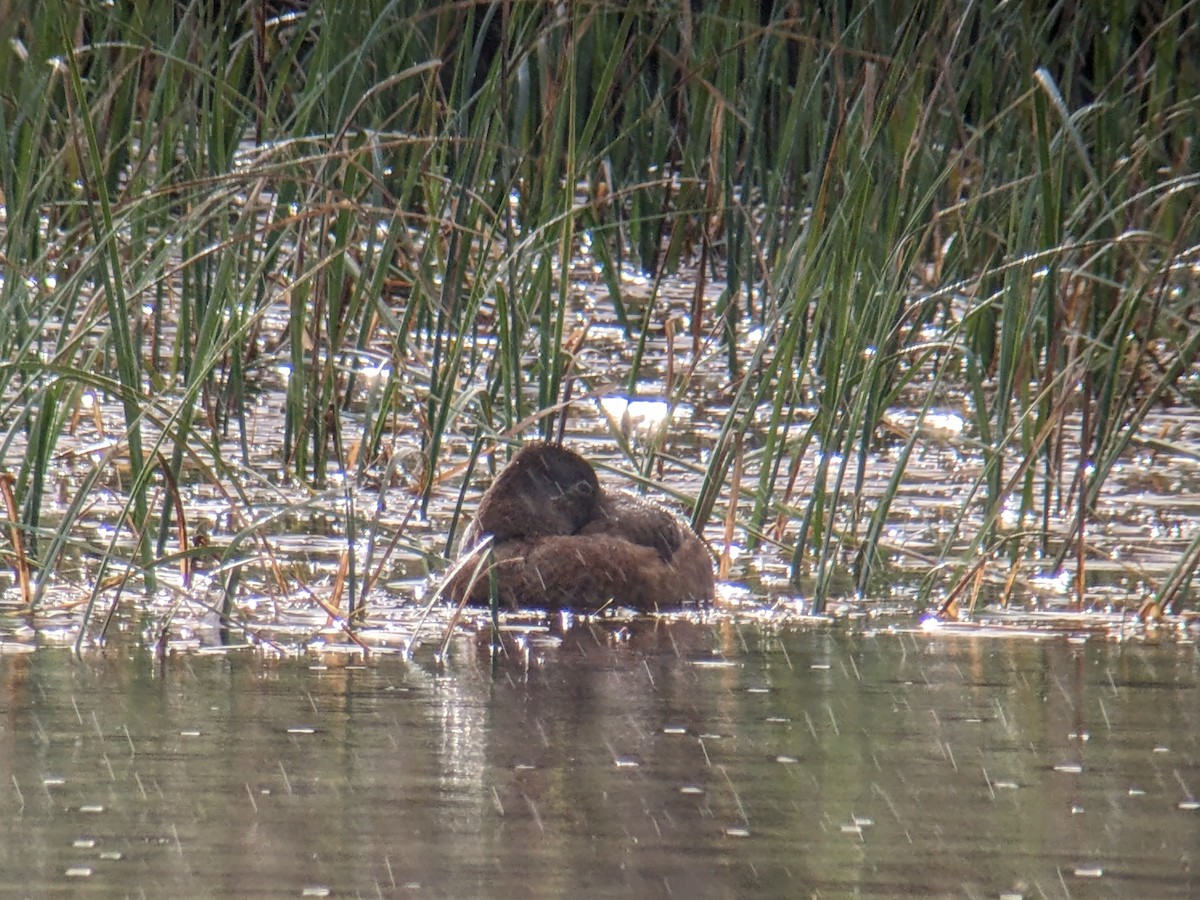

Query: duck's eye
[566,481,596,499]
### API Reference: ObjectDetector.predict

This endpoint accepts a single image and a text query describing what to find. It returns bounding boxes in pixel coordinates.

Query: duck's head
[469,443,600,544]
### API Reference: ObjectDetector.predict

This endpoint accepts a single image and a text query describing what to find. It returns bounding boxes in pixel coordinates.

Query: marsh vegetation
[0,1,1198,648]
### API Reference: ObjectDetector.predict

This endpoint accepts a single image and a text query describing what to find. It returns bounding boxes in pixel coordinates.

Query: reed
[0,0,1195,638]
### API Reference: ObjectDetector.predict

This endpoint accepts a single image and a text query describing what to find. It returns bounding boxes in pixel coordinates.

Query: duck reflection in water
[444,443,714,611]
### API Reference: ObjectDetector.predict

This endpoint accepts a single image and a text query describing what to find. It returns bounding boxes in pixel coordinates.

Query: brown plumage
[445,443,714,611]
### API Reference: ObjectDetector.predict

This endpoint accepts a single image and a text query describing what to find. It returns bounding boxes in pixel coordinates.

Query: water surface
[1,623,1196,897]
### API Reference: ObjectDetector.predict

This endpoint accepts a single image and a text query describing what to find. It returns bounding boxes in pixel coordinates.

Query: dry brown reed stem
[305,554,372,655]
[363,488,425,599]
[0,473,31,608]
[935,553,989,619]
[555,323,592,445]
[1000,556,1023,608]
[155,453,191,588]
[329,549,350,615]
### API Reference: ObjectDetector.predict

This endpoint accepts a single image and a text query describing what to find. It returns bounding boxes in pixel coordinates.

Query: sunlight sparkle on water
[1000,497,1025,528]
[619,264,648,286]
[598,396,672,437]
[922,411,965,438]
[1029,569,1072,593]
[358,359,390,382]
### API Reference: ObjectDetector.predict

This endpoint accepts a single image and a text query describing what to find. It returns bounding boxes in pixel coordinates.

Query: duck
[444,443,714,611]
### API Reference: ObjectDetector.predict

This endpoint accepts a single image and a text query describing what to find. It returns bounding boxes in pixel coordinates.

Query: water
[2,221,1198,897]
[2,624,1196,897]
[7,241,1199,629]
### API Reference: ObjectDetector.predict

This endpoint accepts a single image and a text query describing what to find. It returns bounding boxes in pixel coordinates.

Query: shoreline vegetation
[0,1,1197,645]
